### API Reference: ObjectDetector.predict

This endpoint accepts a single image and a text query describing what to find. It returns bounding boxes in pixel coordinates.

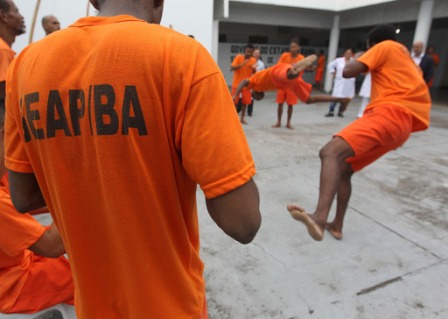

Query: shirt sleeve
[4,58,34,173]
[181,50,255,199]
[231,55,242,67]
[0,191,46,257]
[0,48,14,82]
[357,42,388,72]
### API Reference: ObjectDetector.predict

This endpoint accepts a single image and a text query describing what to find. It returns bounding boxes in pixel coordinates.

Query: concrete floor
[199,92,448,319]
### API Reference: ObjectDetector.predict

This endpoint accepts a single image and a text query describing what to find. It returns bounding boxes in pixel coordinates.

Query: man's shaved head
[41,15,60,35]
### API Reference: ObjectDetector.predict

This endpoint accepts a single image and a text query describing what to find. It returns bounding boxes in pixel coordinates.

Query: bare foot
[325,223,343,240]
[287,205,324,241]
[272,123,281,128]
[286,124,294,130]
[241,119,248,125]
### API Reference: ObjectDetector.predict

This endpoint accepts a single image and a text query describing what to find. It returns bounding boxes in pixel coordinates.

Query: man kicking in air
[287,24,431,241]
[233,54,350,110]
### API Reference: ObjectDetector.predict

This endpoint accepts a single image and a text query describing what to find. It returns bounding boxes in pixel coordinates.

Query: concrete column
[413,0,434,47]
[224,0,229,18]
[212,20,220,62]
[324,15,340,93]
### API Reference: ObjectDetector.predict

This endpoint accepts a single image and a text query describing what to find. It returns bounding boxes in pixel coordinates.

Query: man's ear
[154,0,164,8]
[0,9,7,22]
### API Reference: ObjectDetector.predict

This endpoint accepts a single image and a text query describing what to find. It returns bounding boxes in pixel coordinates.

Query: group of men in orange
[230,39,351,129]
[0,0,433,318]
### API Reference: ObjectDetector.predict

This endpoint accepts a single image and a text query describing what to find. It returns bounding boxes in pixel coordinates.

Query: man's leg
[307,95,350,105]
[325,163,353,240]
[272,103,283,128]
[325,101,337,117]
[286,105,294,129]
[247,99,254,116]
[338,100,350,117]
[357,97,369,118]
[236,98,242,113]
[288,137,354,241]
[240,104,248,124]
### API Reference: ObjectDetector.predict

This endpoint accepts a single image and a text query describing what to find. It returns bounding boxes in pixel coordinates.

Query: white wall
[161,0,214,53]
[14,0,95,54]
[231,0,398,11]
[13,0,214,55]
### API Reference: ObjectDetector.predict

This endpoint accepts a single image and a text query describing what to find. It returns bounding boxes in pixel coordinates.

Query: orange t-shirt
[278,52,304,65]
[277,52,304,99]
[0,38,15,82]
[429,53,440,67]
[0,174,46,312]
[248,63,311,102]
[247,67,277,92]
[314,55,325,81]
[357,40,431,132]
[231,54,256,89]
[5,15,255,319]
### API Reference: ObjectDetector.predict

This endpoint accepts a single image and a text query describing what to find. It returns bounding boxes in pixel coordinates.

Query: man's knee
[319,137,354,162]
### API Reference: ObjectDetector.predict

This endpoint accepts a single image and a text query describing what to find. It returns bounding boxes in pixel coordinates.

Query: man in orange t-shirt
[231,43,256,124]
[0,1,74,314]
[273,38,305,129]
[313,50,325,91]
[287,24,431,241]
[0,0,25,101]
[4,1,261,318]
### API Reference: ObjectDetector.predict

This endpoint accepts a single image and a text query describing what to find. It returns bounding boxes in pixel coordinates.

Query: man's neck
[0,30,15,47]
[97,2,153,22]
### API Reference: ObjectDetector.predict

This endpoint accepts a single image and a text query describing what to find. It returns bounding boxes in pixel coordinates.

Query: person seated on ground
[0,103,74,315]
[232,54,351,123]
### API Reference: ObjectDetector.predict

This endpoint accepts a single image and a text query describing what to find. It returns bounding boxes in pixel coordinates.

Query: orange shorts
[232,87,252,105]
[7,255,74,314]
[276,89,298,105]
[336,105,413,172]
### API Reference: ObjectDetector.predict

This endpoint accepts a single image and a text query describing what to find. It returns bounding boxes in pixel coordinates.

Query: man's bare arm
[29,223,66,258]
[343,52,368,78]
[8,170,46,213]
[206,178,261,244]
[230,59,248,71]
[232,79,250,102]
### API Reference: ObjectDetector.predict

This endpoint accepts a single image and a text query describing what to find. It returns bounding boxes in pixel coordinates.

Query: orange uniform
[0,174,74,314]
[427,53,439,87]
[314,55,325,83]
[0,38,15,83]
[248,63,311,103]
[231,54,256,104]
[336,40,431,171]
[276,52,304,105]
[5,15,255,319]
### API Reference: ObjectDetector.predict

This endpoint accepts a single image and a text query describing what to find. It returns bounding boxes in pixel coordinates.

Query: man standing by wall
[412,41,434,85]
[272,38,304,129]
[325,49,355,117]
[41,15,60,35]
[231,43,256,124]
